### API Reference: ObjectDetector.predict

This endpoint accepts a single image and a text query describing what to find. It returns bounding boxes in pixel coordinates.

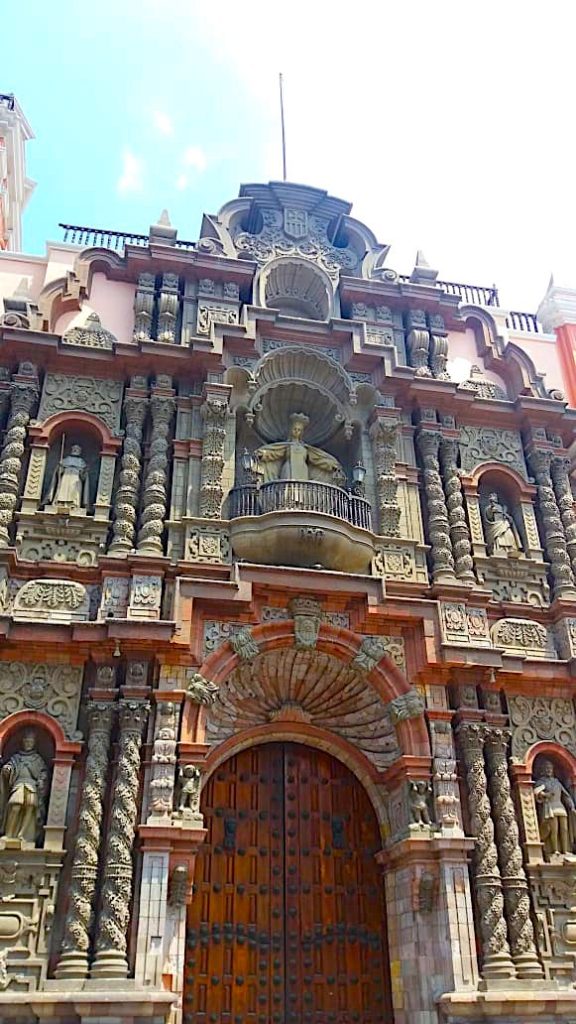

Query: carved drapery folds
[137,382,175,555]
[369,417,401,536]
[0,372,39,547]
[109,391,148,554]
[526,447,575,598]
[457,722,514,977]
[417,428,455,582]
[439,438,475,582]
[55,702,114,979]
[200,394,230,519]
[484,730,542,978]
[92,700,148,977]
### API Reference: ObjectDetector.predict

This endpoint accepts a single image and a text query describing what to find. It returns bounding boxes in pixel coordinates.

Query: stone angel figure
[255,413,343,484]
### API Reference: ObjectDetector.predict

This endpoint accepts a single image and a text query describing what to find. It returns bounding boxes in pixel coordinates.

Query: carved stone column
[456,722,515,978]
[417,429,455,582]
[133,273,155,343]
[157,273,180,343]
[109,390,148,554]
[91,700,149,978]
[199,393,229,519]
[0,372,39,547]
[551,455,576,582]
[137,380,175,555]
[369,416,401,536]
[526,447,576,598]
[55,702,115,979]
[439,438,475,582]
[484,729,542,978]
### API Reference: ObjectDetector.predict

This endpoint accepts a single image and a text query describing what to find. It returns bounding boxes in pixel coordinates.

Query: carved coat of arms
[284,208,308,240]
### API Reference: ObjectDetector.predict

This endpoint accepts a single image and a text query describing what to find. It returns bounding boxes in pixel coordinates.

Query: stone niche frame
[514,741,576,985]
[462,462,549,607]
[0,711,81,993]
[16,411,122,567]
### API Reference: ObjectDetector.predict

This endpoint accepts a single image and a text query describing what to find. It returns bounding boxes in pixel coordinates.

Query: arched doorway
[184,742,392,1024]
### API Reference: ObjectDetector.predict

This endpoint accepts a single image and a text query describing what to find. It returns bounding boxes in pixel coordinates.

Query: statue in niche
[0,730,49,846]
[483,491,522,556]
[533,760,576,860]
[255,413,344,485]
[175,765,203,821]
[409,780,433,827]
[46,441,90,510]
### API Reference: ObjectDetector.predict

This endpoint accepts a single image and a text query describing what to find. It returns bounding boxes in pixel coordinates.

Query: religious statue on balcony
[46,442,90,510]
[482,491,522,556]
[0,729,49,846]
[255,413,344,485]
[533,760,576,860]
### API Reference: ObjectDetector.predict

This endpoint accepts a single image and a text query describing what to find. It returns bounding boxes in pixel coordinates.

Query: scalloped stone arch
[257,256,334,321]
[0,708,80,757]
[197,619,430,761]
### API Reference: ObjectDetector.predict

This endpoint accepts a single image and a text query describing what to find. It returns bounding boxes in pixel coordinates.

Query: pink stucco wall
[446,327,507,389]
[55,273,135,344]
[0,253,46,302]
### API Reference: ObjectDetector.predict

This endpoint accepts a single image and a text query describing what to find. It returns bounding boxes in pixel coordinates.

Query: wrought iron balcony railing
[228,480,372,531]
[59,224,197,252]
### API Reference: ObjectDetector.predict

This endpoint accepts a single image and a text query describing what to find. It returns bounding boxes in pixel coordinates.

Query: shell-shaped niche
[249,346,355,444]
[258,256,333,321]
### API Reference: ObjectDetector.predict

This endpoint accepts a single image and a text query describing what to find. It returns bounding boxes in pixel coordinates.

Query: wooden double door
[185,742,392,1024]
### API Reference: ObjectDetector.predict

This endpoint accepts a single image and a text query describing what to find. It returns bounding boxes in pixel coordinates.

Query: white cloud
[117,149,145,195]
[152,110,173,136]
[183,145,208,173]
[176,173,189,191]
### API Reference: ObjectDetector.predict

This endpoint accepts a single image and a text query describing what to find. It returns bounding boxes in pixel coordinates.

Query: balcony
[228,480,375,573]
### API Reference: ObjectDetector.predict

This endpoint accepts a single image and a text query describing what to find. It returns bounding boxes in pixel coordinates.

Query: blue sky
[5,1,576,312]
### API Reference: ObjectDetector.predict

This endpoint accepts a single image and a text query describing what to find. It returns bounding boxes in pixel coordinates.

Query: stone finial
[149,209,177,246]
[410,250,438,285]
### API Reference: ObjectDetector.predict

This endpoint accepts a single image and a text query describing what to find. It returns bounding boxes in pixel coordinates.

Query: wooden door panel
[185,743,391,1024]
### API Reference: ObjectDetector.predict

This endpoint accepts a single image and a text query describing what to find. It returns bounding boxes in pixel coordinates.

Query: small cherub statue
[176,765,203,821]
[409,780,432,826]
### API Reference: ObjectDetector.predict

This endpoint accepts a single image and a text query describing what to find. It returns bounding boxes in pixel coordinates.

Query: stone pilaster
[137,380,175,555]
[199,391,230,519]
[369,415,401,536]
[417,429,455,582]
[147,700,178,820]
[526,446,576,598]
[109,390,148,554]
[91,700,149,977]
[551,454,576,582]
[0,371,39,547]
[456,722,515,978]
[439,438,475,582]
[55,702,115,979]
[484,729,542,978]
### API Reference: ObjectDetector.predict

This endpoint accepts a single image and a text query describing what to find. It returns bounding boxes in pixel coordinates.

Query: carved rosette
[92,701,148,977]
[417,430,455,582]
[137,390,175,554]
[369,418,401,536]
[109,395,148,554]
[55,703,115,978]
[484,729,542,977]
[439,438,475,582]
[527,448,575,597]
[457,722,514,977]
[200,395,229,519]
[551,456,576,582]
[0,380,39,547]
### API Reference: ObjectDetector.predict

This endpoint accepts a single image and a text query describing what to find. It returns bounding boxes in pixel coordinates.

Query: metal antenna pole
[279,72,287,181]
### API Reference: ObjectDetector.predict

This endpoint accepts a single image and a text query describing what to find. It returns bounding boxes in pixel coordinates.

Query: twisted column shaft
[91,701,148,977]
[551,456,576,582]
[137,391,175,554]
[55,703,114,978]
[457,722,514,978]
[0,380,38,547]
[527,447,575,598]
[484,730,542,978]
[417,429,455,582]
[440,438,475,582]
[109,395,148,554]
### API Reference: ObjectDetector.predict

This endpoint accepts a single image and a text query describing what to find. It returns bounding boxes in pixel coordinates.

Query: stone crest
[288,596,322,651]
[284,208,308,239]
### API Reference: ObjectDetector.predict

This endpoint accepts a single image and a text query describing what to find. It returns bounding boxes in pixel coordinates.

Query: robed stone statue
[47,443,90,510]
[0,730,48,846]
[533,759,576,860]
[255,413,344,484]
[483,491,522,556]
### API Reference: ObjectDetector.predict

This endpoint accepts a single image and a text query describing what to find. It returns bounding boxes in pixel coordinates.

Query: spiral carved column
[484,729,542,978]
[0,377,39,547]
[137,387,175,555]
[457,722,515,978]
[55,703,115,978]
[109,394,148,554]
[439,438,475,582]
[551,455,576,583]
[526,447,575,598]
[417,428,455,582]
[91,701,148,978]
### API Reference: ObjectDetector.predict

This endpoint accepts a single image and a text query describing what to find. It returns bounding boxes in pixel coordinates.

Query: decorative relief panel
[0,850,63,991]
[475,556,550,608]
[439,602,491,647]
[186,524,231,564]
[233,209,358,280]
[62,312,116,351]
[491,618,555,659]
[197,303,239,336]
[12,579,89,623]
[458,426,527,477]
[508,695,576,760]
[38,375,123,434]
[0,662,83,739]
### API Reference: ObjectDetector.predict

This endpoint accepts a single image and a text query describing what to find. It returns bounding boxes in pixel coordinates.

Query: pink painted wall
[446,328,507,389]
[0,253,47,302]
[55,273,135,344]
[507,332,565,394]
